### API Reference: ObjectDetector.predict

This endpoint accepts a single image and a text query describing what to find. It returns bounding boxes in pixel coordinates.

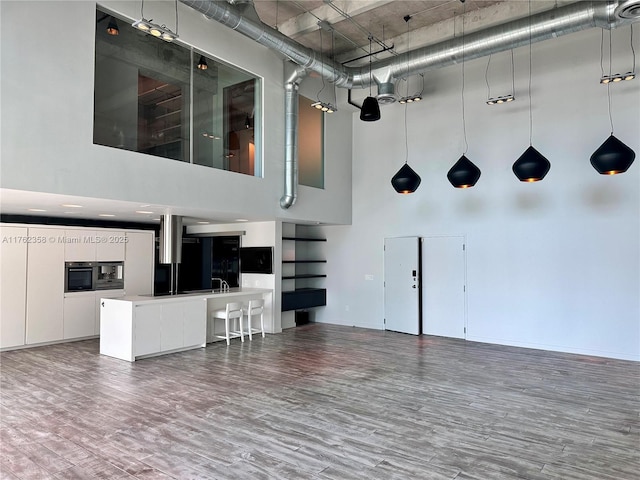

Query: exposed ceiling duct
[180,0,638,96]
[179,0,639,209]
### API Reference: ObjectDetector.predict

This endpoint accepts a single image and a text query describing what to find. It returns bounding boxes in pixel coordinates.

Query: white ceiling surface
[0,189,255,226]
[0,1,581,225]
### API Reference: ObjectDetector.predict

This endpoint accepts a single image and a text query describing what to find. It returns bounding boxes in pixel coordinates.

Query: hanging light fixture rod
[341,46,395,65]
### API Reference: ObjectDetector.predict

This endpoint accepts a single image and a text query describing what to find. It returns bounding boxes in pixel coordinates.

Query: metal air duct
[178,0,638,209]
[159,214,183,264]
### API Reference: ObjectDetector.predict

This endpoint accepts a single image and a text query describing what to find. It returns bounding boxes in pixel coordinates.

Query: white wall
[0,1,352,226]
[316,27,640,361]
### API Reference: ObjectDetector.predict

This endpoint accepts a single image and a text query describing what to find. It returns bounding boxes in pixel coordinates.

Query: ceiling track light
[485,49,516,106]
[311,101,337,113]
[398,94,422,104]
[486,94,515,105]
[600,72,636,83]
[133,19,178,41]
[132,0,179,42]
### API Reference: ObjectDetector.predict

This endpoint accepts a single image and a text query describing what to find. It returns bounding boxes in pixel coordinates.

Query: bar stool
[243,299,265,340]
[212,302,244,345]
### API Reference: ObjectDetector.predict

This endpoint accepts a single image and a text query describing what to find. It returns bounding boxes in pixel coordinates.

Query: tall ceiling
[3,1,636,225]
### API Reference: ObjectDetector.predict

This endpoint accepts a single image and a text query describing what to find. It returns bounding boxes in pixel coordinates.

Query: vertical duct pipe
[280,63,307,209]
[159,214,183,264]
[160,214,183,295]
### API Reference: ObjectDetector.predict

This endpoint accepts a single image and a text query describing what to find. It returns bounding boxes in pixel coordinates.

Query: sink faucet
[212,278,230,293]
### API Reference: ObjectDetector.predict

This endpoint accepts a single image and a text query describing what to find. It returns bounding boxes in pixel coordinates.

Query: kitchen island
[99,288,272,361]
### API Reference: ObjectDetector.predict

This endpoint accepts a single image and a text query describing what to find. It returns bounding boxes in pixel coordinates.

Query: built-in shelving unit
[281,230,326,314]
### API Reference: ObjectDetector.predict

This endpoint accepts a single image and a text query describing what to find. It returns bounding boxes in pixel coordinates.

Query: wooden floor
[1,324,638,480]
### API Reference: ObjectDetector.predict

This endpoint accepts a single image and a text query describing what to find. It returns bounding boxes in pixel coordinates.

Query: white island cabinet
[100,289,272,361]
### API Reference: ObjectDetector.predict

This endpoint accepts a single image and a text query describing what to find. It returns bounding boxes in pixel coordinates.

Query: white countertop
[104,288,272,305]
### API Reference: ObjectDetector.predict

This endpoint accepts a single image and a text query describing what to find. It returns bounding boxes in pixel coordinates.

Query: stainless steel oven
[65,262,97,292]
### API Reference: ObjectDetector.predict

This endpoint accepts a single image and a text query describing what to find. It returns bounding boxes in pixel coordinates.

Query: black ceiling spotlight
[513,146,551,182]
[590,135,636,175]
[197,55,208,70]
[106,16,119,36]
[391,163,422,194]
[448,155,481,188]
[360,36,381,122]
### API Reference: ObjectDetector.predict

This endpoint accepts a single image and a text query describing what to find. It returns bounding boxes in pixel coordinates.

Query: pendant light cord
[174,0,179,35]
[528,0,533,146]
[404,96,409,165]
[632,24,636,73]
[368,36,373,96]
[318,28,326,102]
[141,0,144,18]
[461,1,468,155]
[608,28,614,135]
[485,54,492,99]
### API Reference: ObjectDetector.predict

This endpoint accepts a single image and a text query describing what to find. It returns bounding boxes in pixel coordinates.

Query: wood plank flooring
[1,323,638,479]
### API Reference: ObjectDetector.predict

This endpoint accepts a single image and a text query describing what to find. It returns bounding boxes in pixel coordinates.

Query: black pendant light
[513,146,551,182]
[392,164,421,194]
[391,16,420,194]
[448,156,481,188]
[106,17,119,36]
[197,55,208,70]
[513,0,550,182]
[360,36,381,122]
[591,134,636,175]
[590,28,636,175]
[448,1,481,188]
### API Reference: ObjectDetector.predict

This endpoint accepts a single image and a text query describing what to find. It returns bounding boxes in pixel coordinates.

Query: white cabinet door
[125,232,154,296]
[63,293,96,339]
[160,303,183,352]
[95,290,125,335]
[0,226,28,348]
[183,299,206,347]
[64,229,96,261]
[134,304,161,356]
[96,230,126,261]
[26,228,65,344]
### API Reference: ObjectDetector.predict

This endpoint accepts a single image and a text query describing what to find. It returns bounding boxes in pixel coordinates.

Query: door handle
[412,285,416,288]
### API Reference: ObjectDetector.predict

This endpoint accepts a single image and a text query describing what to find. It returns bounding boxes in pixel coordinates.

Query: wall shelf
[282,274,327,280]
[282,260,326,264]
[282,232,326,312]
[282,237,326,242]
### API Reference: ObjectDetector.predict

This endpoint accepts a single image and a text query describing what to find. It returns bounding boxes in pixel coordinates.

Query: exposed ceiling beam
[278,0,395,38]
[335,0,571,65]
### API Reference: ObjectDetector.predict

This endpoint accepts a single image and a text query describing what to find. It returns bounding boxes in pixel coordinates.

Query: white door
[421,236,466,339]
[384,237,420,335]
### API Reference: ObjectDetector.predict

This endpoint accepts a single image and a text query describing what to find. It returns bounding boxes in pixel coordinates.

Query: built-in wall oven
[65,262,97,292]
